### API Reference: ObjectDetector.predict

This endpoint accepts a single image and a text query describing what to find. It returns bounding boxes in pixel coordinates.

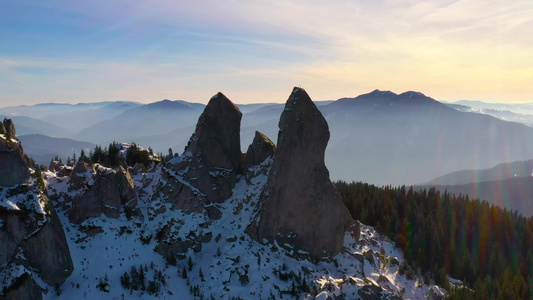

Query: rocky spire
[0,119,31,186]
[162,92,243,208]
[3,118,16,138]
[186,92,242,170]
[243,131,276,169]
[0,119,73,298]
[249,87,352,258]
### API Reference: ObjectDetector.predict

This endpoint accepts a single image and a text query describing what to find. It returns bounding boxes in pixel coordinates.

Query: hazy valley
[2,88,533,299]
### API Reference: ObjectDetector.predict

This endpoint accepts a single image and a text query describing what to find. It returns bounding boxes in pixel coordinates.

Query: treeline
[335,181,533,299]
[58,142,156,168]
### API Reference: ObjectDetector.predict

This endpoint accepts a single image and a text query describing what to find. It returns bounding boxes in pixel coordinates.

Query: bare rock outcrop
[163,93,242,208]
[21,201,74,285]
[243,131,275,170]
[186,92,242,170]
[68,165,139,224]
[0,119,31,187]
[248,87,352,259]
[0,120,73,298]
[3,118,16,139]
[0,273,43,300]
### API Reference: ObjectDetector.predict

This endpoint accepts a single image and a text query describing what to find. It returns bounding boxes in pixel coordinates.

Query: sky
[0,0,532,106]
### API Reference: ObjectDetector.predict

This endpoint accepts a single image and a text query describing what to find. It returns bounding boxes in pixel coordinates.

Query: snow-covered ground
[43,162,448,299]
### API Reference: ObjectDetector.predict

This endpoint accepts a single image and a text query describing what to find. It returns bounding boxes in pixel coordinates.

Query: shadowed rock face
[0,120,73,297]
[250,87,352,259]
[164,92,243,206]
[68,165,138,224]
[186,92,243,171]
[3,118,16,138]
[0,274,43,300]
[243,131,275,170]
[0,119,31,187]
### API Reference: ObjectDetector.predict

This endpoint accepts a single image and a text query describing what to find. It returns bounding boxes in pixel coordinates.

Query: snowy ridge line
[41,158,450,299]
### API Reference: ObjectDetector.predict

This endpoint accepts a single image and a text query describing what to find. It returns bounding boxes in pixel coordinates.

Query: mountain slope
[319,90,533,185]
[0,115,72,137]
[42,162,447,299]
[429,177,533,217]
[426,159,533,186]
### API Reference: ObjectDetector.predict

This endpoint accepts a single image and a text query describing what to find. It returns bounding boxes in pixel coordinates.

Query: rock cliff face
[0,120,73,299]
[0,119,31,187]
[162,92,242,208]
[186,92,242,171]
[67,163,139,224]
[243,131,275,170]
[249,87,352,259]
[2,118,16,138]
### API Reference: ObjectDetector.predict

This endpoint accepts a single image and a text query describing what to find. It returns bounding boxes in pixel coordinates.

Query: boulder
[71,162,88,175]
[132,162,147,174]
[164,92,242,205]
[48,160,64,173]
[248,87,352,259]
[243,131,276,170]
[155,222,213,264]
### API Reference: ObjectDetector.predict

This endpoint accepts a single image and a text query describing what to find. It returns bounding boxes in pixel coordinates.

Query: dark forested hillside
[335,181,533,299]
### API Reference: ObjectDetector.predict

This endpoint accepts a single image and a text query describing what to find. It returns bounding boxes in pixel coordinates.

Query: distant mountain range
[2,91,533,186]
[444,100,533,125]
[316,90,533,185]
[421,159,533,217]
[0,101,142,135]
[18,134,95,166]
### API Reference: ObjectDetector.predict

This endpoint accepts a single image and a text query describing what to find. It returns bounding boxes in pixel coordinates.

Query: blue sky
[1,0,532,106]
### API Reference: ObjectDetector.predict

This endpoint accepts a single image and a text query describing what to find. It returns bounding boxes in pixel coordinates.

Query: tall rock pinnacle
[0,119,73,299]
[243,131,276,170]
[162,92,243,207]
[186,92,242,170]
[0,118,31,186]
[250,87,351,258]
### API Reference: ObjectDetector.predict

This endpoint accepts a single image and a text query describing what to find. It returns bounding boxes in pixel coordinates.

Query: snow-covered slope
[43,161,448,299]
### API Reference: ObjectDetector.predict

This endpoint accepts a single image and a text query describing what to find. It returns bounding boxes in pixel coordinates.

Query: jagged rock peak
[250,87,352,259]
[185,92,242,170]
[2,118,16,138]
[243,131,276,169]
[0,120,31,187]
[0,119,73,297]
[162,92,242,206]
